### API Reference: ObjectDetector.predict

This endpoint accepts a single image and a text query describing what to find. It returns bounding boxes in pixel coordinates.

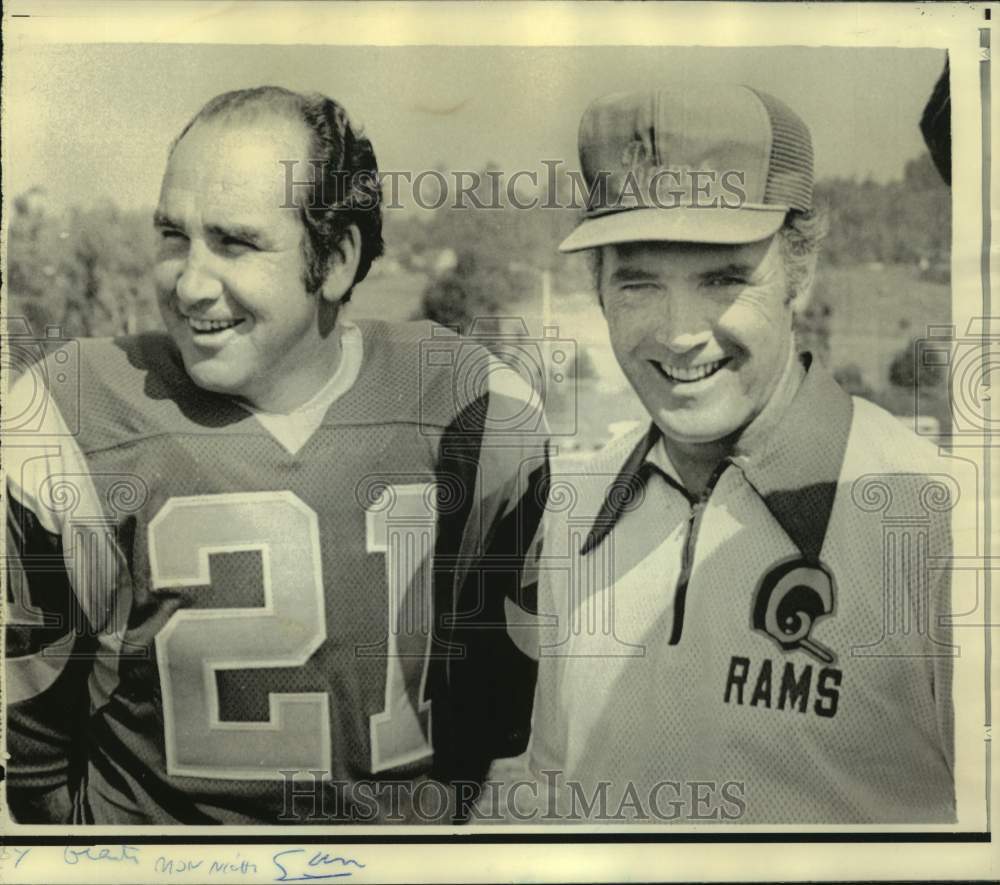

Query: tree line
[7,152,950,422]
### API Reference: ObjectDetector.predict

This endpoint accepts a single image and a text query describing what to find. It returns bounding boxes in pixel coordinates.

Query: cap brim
[558,206,787,253]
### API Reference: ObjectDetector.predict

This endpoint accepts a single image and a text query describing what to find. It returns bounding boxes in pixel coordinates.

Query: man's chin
[183,360,243,398]
[655,413,747,449]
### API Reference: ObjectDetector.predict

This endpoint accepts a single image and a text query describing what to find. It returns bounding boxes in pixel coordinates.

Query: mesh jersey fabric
[4,320,549,824]
[527,360,960,825]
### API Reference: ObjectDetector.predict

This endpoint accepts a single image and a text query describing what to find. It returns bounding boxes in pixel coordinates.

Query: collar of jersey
[240,322,364,455]
[580,353,854,563]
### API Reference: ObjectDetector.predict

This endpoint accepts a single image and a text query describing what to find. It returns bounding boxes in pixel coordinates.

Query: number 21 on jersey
[147,486,435,780]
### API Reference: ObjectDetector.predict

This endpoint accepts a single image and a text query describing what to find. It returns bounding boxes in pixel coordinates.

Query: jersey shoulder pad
[343,320,546,437]
[349,319,478,429]
[25,334,245,453]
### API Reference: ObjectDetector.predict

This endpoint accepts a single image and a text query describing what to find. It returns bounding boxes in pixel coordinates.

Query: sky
[7,43,947,211]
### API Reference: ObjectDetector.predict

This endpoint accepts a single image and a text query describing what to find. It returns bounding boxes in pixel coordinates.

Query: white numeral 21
[148,487,435,780]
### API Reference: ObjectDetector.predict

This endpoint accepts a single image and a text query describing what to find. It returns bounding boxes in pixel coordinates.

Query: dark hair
[171,86,384,302]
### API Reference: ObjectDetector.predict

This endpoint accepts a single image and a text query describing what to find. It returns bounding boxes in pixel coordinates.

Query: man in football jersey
[521,84,958,823]
[5,86,547,824]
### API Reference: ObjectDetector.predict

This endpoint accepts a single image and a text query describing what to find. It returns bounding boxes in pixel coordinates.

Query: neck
[732,341,806,455]
[732,344,805,458]
[244,321,344,414]
[662,343,805,497]
[661,438,729,499]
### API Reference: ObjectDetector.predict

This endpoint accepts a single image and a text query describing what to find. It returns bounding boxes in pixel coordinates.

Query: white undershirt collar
[240,322,364,455]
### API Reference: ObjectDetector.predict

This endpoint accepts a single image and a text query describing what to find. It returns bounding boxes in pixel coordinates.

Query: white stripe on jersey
[241,322,364,455]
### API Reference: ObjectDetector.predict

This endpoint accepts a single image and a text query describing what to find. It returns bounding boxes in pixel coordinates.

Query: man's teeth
[657,358,726,382]
[188,318,241,333]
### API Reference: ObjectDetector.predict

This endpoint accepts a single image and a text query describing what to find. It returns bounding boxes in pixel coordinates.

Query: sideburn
[317,296,340,338]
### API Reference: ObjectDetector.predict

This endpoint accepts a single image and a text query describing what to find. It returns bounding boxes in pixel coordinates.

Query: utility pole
[541,268,552,330]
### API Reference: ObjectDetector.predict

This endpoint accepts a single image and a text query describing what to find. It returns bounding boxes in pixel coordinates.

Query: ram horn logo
[752,558,836,664]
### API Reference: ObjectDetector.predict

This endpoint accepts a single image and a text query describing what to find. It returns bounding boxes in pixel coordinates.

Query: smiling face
[153,114,346,412]
[599,235,799,452]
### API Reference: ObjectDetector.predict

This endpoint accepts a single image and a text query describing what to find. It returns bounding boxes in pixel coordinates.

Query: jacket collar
[581,354,854,563]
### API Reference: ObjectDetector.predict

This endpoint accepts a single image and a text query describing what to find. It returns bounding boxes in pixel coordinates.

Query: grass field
[344,269,428,323]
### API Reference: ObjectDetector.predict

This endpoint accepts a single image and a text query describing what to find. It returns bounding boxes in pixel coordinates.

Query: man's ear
[320,224,362,304]
[787,249,818,314]
[589,246,606,310]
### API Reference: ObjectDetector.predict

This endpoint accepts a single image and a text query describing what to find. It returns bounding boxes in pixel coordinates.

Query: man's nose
[175,244,223,307]
[654,288,712,354]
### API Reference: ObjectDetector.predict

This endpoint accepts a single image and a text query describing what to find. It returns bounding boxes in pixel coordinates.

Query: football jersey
[527,355,961,824]
[5,320,548,825]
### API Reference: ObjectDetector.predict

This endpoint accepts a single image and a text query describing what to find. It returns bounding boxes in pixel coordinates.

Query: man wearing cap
[524,84,957,824]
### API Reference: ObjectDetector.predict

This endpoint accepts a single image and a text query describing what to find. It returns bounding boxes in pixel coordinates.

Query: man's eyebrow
[608,267,660,284]
[699,262,757,280]
[152,210,181,229]
[204,221,272,246]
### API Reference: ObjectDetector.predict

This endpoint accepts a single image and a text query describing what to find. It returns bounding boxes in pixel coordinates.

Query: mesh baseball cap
[558,84,814,252]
